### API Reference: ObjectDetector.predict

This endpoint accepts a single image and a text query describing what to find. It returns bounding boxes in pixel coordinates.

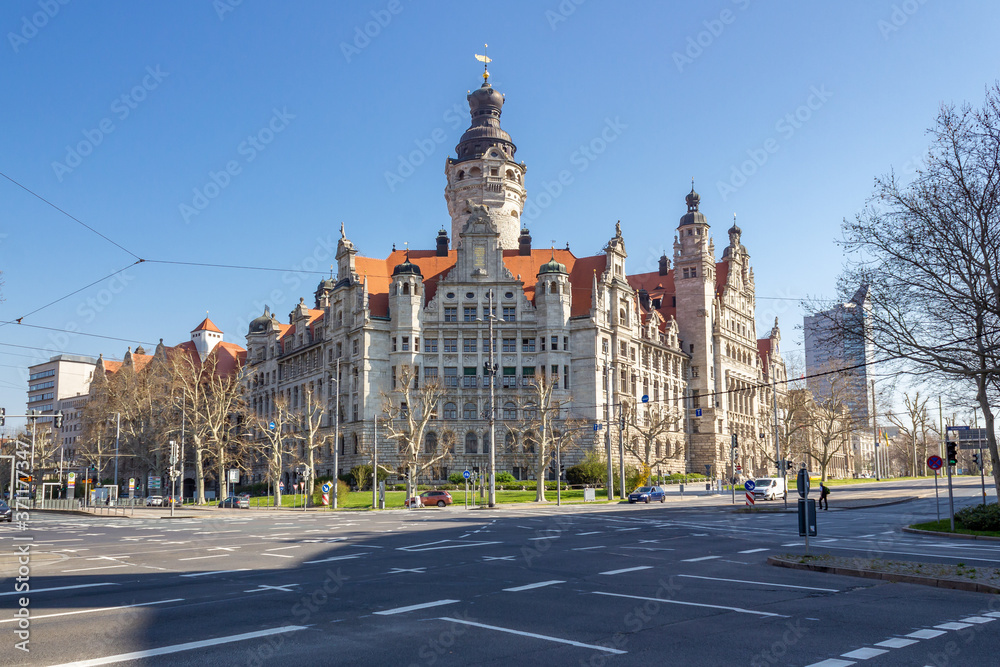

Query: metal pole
[605,352,614,501]
[333,357,340,509]
[946,430,956,532]
[934,469,940,522]
[731,437,736,505]
[372,414,378,509]
[772,362,786,509]
[113,412,121,494]
[180,401,185,503]
[30,415,36,501]
[488,290,497,508]
[556,426,562,507]
[871,380,880,481]
[618,404,625,499]
[975,409,986,504]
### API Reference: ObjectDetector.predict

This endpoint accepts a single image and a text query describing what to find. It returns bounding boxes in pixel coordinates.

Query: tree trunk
[976,376,1000,500]
[194,446,205,504]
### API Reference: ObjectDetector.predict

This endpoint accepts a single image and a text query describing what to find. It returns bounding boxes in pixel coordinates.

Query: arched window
[470,167,481,177]
[549,282,557,294]
[505,432,516,453]
[352,433,359,454]
[424,432,437,454]
[524,402,537,420]
[463,402,478,419]
[402,282,410,295]
[505,169,515,180]
[457,170,465,180]
[503,401,517,420]
[524,430,537,453]
[655,440,662,458]
[482,434,490,454]
[443,402,457,419]
[465,432,478,454]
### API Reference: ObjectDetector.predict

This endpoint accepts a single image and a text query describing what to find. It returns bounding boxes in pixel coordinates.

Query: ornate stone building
[244,73,785,487]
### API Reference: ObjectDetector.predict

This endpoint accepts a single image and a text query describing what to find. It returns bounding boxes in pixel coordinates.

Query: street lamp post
[486,290,498,508]
[113,412,121,496]
[604,350,614,501]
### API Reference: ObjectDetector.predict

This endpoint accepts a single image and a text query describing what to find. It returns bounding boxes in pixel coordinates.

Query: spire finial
[691,176,695,192]
[475,44,492,84]
[329,265,334,279]
[340,222,345,239]
[404,241,410,261]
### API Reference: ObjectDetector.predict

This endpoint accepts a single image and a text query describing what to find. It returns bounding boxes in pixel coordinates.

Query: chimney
[518,227,532,256]
[436,228,449,256]
[658,254,671,276]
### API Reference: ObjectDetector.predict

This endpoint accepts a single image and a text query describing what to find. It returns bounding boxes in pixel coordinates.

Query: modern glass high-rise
[803,285,875,474]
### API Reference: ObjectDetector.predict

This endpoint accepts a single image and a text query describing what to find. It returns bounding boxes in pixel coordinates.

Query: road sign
[67,472,76,489]
[321,483,331,493]
[641,394,649,403]
[796,468,809,498]
[593,423,602,431]
[148,475,161,490]
[744,480,756,491]
[695,408,702,417]
[279,481,285,491]
[463,470,471,480]
[228,468,240,483]
[269,421,276,430]
[927,455,943,471]
[128,478,135,491]
[745,490,755,506]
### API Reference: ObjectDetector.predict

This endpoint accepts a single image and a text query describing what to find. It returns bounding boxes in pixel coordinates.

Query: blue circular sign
[641,394,649,403]
[321,483,331,493]
[463,470,471,480]
[744,480,756,491]
[927,455,943,471]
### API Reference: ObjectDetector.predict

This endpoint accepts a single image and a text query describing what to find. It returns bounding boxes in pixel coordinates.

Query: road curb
[767,556,1000,595]
[902,527,1000,542]
[731,496,919,513]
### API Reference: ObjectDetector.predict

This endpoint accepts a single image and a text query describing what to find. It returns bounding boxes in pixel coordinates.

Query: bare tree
[381,367,451,501]
[800,373,863,481]
[249,395,296,507]
[886,391,931,476]
[836,83,1000,496]
[296,384,327,498]
[622,400,683,481]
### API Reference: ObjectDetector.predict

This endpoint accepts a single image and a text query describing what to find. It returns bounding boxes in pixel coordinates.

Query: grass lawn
[247,487,613,509]
[910,518,1000,539]
[824,476,936,486]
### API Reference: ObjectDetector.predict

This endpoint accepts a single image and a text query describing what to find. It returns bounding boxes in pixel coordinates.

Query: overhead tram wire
[0,170,141,261]
[142,258,328,276]
[0,321,156,346]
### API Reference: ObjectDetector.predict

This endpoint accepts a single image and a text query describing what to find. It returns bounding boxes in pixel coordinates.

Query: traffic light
[946,440,958,466]
[53,412,63,429]
[972,453,980,467]
[0,407,5,426]
[731,433,739,449]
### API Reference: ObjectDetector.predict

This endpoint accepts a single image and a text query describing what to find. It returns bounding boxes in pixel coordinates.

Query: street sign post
[128,477,135,499]
[744,479,755,507]
[796,466,814,552]
[67,471,76,500]
[321,482,331,507]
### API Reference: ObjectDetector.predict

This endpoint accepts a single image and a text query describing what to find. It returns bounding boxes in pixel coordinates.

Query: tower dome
[392,253,423,277]
[538,256,567,275]
[679,184,707,227]
[454,83,516,162]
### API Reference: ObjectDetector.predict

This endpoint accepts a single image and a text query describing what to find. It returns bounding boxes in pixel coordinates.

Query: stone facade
[243,76,785,487]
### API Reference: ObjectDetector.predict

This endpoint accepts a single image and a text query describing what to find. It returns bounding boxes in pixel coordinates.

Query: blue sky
[1,0,998,428]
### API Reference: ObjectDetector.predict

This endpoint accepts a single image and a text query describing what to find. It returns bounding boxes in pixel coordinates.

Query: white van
[752,477,786,501]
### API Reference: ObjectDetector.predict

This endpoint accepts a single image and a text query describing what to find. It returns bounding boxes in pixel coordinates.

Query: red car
[405,490,453,508]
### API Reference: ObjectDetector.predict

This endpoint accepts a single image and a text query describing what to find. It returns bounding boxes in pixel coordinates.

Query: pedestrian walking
[819,482,830,510]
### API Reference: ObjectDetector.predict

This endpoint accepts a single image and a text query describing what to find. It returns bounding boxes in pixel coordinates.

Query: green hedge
[955,503,1000,531]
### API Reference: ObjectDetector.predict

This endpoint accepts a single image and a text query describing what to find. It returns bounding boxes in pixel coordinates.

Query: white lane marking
[0,582,117,598]
[819,545,1000,564]
[389,567,426,574]
[681,556,720,562]
[303,555,361,564]
[245,584,299,593]
[985,612,1000,618]
[935,622,972,630]
[782,543,801,547]
[599,566,652,576]
[374,599,460,616]
[528,536,560,541]
[960,616,996,624]
[397,540,501,552]
[906,629,946,639]
[0,598,183,624]
[875,638,918,648]
[573,546,606,551]
[738,548,769,554]
[61,565,129,573]
[261,553,294,558]
[503,580,565,592]
[616,527,641,532]
[804,660,855,667]
[179,569,251,578]
[48,625,308,666]
[177,554,229,561]
[591,591,788,618]
[265,546,302,551]
[841,647,887,659]
[482,556,516,561]
[676,574,839,592]
[576,532,601,536]
[436,617,626,654]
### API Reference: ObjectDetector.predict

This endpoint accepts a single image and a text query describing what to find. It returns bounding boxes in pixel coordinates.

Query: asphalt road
[3,478,998,666]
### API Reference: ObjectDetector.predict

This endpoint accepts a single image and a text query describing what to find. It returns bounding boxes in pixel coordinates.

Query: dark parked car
[218,496,249,509]
[628,486,666,504]
[0,501,12,522]
[405,490,453,508]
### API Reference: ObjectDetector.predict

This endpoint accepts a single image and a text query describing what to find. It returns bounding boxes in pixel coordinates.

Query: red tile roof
[191,317,223,333]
